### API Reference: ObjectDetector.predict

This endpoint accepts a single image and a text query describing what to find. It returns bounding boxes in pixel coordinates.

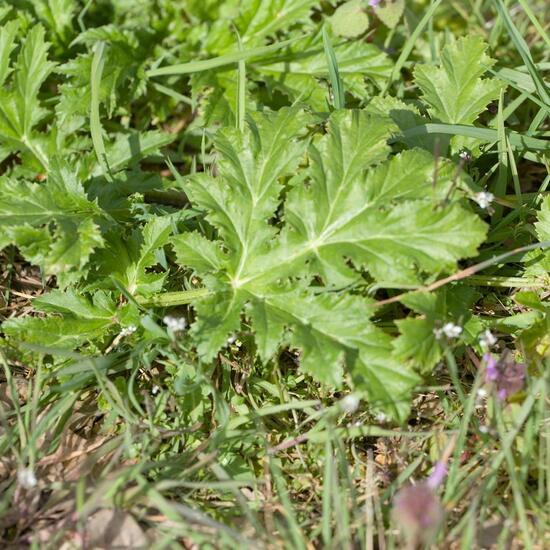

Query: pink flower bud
[426,461,447,489]
[484,350,525,400]
[393,483,444,546]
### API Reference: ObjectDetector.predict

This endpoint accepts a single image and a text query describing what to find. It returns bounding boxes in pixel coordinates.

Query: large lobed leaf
[172,106,487,420]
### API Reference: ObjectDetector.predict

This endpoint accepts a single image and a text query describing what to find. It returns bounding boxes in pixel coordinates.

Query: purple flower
[484,350,526,400]
[484,353,499,382]
[392,483,444,546]
[369,0,382,6]
[426,461,447,490]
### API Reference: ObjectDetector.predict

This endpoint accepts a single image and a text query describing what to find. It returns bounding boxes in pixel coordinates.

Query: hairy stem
[136,288,211,307]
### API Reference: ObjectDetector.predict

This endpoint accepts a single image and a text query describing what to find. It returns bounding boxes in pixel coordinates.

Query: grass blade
[517,0,550,49]
[90,41,113,182]
[236,32,246,132]
[322,26,345,110]
[395,123,550,152]
[493,0,550,107]
[383,0,443,93]
[146,36,303,77]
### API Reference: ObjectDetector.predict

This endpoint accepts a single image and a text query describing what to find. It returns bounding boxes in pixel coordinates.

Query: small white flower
[120,325,137,337]
[227,335,237,345]
[442,322,462,339]
[163,316,187,332]
[151,385,160,396]
[340,394,360,414]
[17,467,37,489]
[433,327,443,340]
[477,388,488,398]
[479,329,497,349]
[375,412,387,424]
[474,191,494,209]
[459,149,472,162]
[479,424,490,434]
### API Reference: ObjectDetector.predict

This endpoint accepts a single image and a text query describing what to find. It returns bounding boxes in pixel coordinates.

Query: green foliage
[0,160,104,286]
[172,107,486,419]
[0,1,549,547]
[90,217,172,295]
[257,31,393,110]
[58,25,151,121]
[415,36,504,125]
[0,23,55,169]
[28,0,78,47]
[331,0,369,38]
[373,0,405,29]
[3,289,119,347]
[393,287,481,374]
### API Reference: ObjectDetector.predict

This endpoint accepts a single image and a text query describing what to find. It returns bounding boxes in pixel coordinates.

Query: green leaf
[173,108,487,419]
[323,26,345,110]
[204,0,319,53]
[0,160,104,285]
[414,36,504,125]
[0,20,18,87]
[57,25,150,122]
[3,290,117,348]
[89,217,172,296]
[283,113,487,286]
[373,0,405,29]
[257,32,393,109]
[393,287,480,374]
[526,196,550,282]
[365,96,436,151]
[172,231,227,273]
[29,0,77,46]
[535,196,550,241]
[331,0,369,38]
[91,130,176,176]
[0,24,55,170]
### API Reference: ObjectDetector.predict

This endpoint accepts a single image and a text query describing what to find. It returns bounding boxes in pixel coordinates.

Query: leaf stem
[138,274,544,309]
[136,288,211,307]
[376,240,550,307]
[20,135,49,171]
[461,275,545,288]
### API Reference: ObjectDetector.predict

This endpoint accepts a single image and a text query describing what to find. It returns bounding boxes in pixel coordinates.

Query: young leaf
[57,25,150,123]
[88,217,173,296]
[414,36,504,125]
[373,0,405,29]
[331,0,369,38]
[0,160,104,285]
[29,0,77,47]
